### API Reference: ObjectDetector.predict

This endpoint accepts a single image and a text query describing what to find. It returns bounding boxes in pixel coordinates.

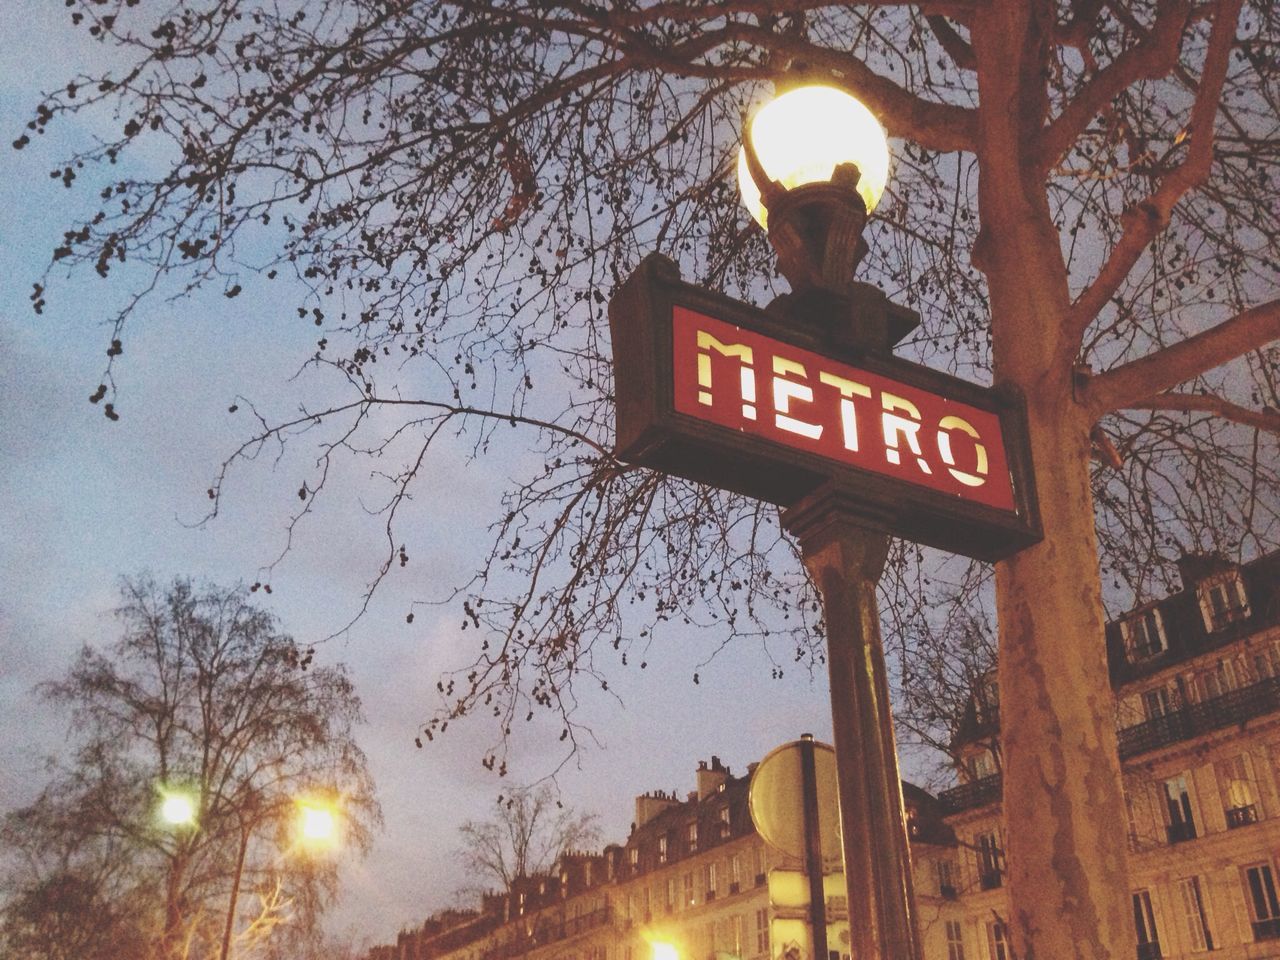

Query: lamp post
[738,84,924,960]
[217,794,341,960]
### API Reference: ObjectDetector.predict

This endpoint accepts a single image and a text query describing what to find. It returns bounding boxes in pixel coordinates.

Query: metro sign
[609,255,1041,562]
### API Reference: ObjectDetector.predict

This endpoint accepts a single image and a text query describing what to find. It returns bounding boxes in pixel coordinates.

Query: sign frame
[608,254,1042,562]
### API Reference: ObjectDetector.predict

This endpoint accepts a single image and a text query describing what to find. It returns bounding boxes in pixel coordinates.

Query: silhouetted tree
[16,2,1280,955]
[0,578,381,960]
[456,785,600,896]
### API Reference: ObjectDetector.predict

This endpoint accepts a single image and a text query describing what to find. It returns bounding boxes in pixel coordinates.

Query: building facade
[371,550,1278,960]
[931,550,1280,958]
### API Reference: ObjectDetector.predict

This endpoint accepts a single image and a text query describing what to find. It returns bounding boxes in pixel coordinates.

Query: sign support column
[782,492,923,960]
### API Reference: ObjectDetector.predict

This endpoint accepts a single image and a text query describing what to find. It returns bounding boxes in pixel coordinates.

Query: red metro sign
[609,256,1041,562]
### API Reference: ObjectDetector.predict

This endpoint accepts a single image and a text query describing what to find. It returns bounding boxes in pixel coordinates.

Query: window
[1199,573,1249,631]
[687,821,699,853]
[684,871,695,907]
[1196,659,1237,701]
[986,921,1008,960]
[1163,774,1197,843]
[718,805,732,837]
[733,914,746,955]
[665,877,677,912]
[755,908,769,954]
[1218,754,1259,828]
[1177,876,1214,951]
[658,836,668,864]
[1124,608,1166,662]
[969,750,996,780]
[976,831,1004,889]
[944,920,965,960]
[704,861,718,899]
[1245,863,1280,940]
[629,847,639,868]
[1141,687,1170,720]
[937,858,958,898]
[1253,641,1280,680]
[1133,890,1161,957]
[731,853,742,888]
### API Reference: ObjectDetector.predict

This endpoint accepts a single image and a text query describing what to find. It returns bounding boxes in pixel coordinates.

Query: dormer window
[686,821,698,852]
[718,805,731,837]
[1199,572,1250,632]
[629,847,639,868]
[968,749,997,781]
[658,836,668,863]
[1123,607,1167,662]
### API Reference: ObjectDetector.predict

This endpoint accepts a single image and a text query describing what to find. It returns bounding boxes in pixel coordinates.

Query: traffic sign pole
[798,734,829,960]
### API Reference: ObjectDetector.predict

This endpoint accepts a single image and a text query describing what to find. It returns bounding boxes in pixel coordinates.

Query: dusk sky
[0,2,869,949]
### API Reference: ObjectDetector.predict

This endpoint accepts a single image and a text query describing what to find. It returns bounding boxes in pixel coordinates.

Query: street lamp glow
[297,801,338,844]
[160,791,197,826]
[737,85,890,229]
[651,942,679,960]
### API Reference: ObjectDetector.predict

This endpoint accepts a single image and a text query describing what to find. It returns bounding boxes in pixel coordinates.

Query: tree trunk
[971,3,1137,953]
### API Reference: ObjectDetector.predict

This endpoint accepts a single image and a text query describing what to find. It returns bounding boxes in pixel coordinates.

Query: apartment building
[370,549,1278,960]
[930,550,1280,958]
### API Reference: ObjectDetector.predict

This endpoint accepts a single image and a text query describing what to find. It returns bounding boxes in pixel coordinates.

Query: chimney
[634,790,679,828]
[697,755,730,800]
[1176,553,1233,591]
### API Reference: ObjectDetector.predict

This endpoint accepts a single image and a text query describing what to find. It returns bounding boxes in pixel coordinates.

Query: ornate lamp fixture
[738,84,916,350]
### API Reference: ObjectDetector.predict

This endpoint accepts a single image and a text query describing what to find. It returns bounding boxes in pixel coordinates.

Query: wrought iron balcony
[1227,804,1259,828]
[1117,677,1280,759]
[938,773,1003,814]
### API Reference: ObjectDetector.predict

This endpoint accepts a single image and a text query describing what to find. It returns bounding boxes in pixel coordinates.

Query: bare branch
[1063,0,1244,339]
[1037,1,1193,172]
[1122,391,1280,434]
[1085,298,1280,416]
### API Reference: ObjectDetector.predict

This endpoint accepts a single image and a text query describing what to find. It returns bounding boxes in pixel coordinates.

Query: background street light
[159,790,198,827]
[297,799,340,846]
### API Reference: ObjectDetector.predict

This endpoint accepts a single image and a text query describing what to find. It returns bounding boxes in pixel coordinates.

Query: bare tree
[0,577,381,960]
[15,1,1280,955]
[456,785,600,896]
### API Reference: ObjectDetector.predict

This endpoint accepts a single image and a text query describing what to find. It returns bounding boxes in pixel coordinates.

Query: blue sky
[0,1,857,947]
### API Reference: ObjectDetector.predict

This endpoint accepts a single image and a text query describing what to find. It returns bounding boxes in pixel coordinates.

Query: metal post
[783,491,923,960]
[798,733,830,960]
[219,821,251,960]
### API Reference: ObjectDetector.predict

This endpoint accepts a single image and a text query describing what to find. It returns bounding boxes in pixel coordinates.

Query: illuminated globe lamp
[296,798,340,849]
[738,84,916,351]
[159,789,198,828]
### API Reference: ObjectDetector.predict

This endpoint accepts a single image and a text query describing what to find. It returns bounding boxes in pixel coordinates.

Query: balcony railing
[1118,677,1280,759]
[938,774,1003,814]
[1227,804,1259,829]
[939,883,958,900]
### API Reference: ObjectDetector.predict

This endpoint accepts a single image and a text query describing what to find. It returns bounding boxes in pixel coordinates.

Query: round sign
[748,737,842,863]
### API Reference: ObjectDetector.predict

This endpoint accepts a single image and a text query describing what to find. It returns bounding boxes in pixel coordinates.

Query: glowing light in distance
[160,792,197,826]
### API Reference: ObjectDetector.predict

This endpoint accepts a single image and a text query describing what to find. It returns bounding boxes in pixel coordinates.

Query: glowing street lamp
[737,84,893,304]
[650,941,679,960]
[737,85,890,229]
[296,798,340,847]
[159,790,198,827]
